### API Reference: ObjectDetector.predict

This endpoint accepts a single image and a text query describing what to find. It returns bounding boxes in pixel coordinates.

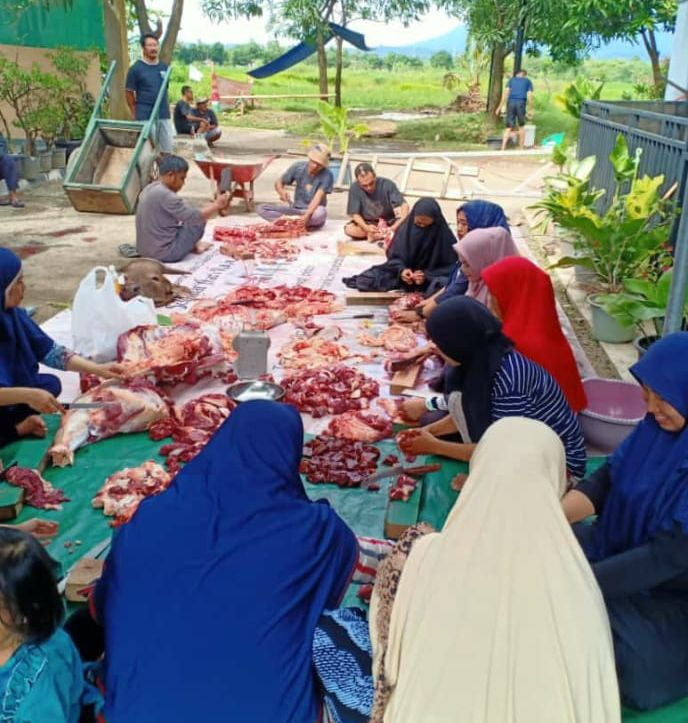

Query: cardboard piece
[337,240,386,257]
[64,557,105,603]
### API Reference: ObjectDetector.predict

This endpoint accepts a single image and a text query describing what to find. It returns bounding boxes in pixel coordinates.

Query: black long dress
[343,197,458,295]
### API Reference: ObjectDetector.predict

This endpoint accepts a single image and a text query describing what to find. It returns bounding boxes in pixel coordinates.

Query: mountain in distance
[372,22,675,60]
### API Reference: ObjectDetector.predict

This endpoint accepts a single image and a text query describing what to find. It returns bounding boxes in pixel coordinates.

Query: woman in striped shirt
[398,296,586,480]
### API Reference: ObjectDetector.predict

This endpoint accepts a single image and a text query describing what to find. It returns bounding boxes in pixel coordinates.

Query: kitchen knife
[363,463,441,487]
[329,313,375,320]
[62,402,118,410]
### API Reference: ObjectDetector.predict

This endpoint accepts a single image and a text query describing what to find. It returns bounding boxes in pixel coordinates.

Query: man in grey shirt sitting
[345,163,408,241]
[135,155,229,262]
[256,144,332,230]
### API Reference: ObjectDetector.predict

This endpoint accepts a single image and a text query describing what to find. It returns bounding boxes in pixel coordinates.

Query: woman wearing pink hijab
[401,226,520,423]
[457,227,520,305]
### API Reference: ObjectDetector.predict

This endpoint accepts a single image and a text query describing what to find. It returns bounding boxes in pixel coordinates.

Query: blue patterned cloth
[314,608,374,723]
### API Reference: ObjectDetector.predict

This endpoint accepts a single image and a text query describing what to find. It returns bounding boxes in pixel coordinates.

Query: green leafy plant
[555,76,605,121]
[596,269,688,332]
[531,135,676,293]
[315,101,368,156]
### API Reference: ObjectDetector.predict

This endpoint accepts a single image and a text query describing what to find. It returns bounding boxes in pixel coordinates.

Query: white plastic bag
[72,266,157,362]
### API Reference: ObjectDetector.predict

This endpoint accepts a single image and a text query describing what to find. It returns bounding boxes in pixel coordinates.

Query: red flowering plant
[531,135,676,294]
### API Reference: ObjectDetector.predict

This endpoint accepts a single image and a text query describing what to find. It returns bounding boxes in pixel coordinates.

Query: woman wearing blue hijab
[563,333,688,711]
[93,400,358,723]
[0,248,121,447]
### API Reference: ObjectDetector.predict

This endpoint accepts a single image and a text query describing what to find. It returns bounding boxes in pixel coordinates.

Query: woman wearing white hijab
[369,417,620,723]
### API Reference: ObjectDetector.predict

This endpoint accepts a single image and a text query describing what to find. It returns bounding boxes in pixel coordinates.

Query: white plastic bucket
[524,124,536,148]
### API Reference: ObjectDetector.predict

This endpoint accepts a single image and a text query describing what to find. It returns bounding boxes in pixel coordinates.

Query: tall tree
[441,0,591,114]
[563,0,677,94]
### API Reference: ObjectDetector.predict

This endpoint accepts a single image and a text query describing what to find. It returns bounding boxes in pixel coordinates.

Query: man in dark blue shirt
[0,132,23,208]
[125,33,173,153]
[496,69,534,151]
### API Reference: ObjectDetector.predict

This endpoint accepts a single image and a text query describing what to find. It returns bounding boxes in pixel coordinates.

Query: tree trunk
[487,44,507,116]
[160,0,184,65]
[640,27,663,95]
[316,32,329,101]
[334,36,343,107]
[133,0,152,35]
[103,0,130,119]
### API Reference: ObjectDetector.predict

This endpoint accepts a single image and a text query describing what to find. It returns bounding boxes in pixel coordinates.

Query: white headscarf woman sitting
[369,417,620,723]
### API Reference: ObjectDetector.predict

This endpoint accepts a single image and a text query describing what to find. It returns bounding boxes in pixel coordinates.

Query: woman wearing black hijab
[343,198,457,294]
[398,296,586,480]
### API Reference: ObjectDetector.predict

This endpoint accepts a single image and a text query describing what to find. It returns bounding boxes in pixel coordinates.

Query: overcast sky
[153,0,461,47]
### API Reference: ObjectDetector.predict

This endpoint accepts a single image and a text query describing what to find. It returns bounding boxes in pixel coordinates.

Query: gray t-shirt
[135,181,204,257]
[282,161,333,209]
[346,177,404,223]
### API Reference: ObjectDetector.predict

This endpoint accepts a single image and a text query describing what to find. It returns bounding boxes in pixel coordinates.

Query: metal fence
[578,100,688,214]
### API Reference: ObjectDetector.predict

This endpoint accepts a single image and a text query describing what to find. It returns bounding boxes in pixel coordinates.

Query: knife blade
[63,402,117,410]
[364,463,441,487]
[329,313,375,320]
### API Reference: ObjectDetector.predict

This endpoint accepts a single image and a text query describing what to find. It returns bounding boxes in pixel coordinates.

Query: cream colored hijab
[370,417,620,723]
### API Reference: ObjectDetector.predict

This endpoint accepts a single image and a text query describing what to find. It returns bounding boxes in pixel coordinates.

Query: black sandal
[118,243,141,258]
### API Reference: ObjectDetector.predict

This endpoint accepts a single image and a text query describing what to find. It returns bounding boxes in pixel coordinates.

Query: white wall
[666,0,688,100]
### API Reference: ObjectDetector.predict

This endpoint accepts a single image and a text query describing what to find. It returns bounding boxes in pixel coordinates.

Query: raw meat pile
[117,324,228,385]
[48,380,170,467]
[149,393,235,474]
[389,474,418,501]
[388,293,425,321]
[92,461,171,526]
[325,411,393,443]
[223,285,341,318]
[215,228,301,262]
[278,337,351,370]
[282,365,379,417]
[357,325,418,353]
[179,299,286,330]
[5,467,69,509]
[214,217,307,243]
[300,435,380,487]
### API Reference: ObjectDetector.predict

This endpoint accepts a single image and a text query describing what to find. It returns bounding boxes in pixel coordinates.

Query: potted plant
[531,135,676,343]
[315,101,368,183]
[596,269,688,358]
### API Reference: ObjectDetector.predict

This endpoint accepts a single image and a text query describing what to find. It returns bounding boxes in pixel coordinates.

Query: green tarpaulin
[1,429,687,721]
[0,0,104,50]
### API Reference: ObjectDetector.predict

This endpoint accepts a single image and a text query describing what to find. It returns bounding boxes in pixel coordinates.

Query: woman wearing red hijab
[482,257,587,413]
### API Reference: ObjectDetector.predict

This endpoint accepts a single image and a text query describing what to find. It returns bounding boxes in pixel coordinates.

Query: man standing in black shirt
[345,163,408,241]
[125,33,173,154]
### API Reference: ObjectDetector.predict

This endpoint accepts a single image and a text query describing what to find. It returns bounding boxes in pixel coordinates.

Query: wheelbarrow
[194,155,277,212]
[63,60,172,214]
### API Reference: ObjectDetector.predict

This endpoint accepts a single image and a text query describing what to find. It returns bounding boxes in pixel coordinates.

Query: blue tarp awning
[248,22,370,79]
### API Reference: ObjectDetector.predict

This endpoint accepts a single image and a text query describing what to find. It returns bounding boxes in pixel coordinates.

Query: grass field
[169,59,649,150]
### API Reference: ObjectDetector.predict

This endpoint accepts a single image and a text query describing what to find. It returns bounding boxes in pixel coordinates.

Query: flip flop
[118,243,141,258]
[10,200,25,209]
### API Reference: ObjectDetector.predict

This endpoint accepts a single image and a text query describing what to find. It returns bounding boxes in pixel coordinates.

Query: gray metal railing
[578,100,688,212]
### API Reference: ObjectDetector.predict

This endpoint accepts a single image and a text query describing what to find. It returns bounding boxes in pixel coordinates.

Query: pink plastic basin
[579,377,647,454]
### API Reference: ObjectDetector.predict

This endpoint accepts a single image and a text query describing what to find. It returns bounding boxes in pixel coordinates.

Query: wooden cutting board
[346,291,403,306]
[389,362,422,395]
[64,558,105,603]
[0,485,25,521]
[384,477,424,540]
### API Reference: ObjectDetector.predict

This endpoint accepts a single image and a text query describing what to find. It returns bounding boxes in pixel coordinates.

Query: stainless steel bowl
[227,380,286,404]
